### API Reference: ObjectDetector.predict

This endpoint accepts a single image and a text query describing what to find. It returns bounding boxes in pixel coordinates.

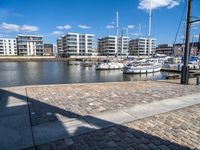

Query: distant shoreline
[0,56,61,62]
[0,56,116,62]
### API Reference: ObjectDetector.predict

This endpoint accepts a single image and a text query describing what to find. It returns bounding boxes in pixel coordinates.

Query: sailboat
[95,11,124,70]
[123,57,161,74]
[95,60,124,70]
[123,0,162,74]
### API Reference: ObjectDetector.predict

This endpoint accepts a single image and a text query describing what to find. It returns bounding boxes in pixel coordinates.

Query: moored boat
[95,60,124,70]
[123,60,161,74]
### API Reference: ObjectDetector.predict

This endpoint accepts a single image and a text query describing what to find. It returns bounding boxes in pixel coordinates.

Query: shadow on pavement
[0,88,191,150]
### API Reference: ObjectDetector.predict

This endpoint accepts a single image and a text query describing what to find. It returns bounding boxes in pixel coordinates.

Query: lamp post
[181,0,192,84]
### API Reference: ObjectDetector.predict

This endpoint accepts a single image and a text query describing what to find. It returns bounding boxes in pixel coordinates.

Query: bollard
[196,76,200,85]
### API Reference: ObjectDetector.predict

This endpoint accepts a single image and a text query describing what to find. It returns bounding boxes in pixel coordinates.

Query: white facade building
[16,35,44,56]
[98,36,129,56]
[129,38,156,56]
[57,37,63,55]
[58,33,95,56]
[53,44,58,56]
[0,38,17,56]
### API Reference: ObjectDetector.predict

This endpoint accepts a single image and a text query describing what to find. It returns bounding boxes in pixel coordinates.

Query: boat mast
[139,24,141,38]
[116,11,119,57]
[126,27,129,37]
[148,0,152,57]
[121,29,124,54]
[148,0,152,37]
[116,11,119,38]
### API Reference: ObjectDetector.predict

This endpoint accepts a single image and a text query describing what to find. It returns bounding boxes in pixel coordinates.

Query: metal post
[199,34,200,55]
[196,76,200,85]
[181,0,192,84]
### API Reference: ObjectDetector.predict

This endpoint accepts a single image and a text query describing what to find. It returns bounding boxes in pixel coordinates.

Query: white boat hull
[123,65,161,74]
[96,63,124,70]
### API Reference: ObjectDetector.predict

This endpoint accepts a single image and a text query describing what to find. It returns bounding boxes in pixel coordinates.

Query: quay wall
[0,55,150,62]
[0,56,124,62]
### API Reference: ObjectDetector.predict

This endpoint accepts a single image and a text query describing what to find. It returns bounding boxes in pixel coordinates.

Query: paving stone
[159,145,171,150]
[26,81,200,125]
[33,102,200,149]
[107,141,117,148]
[15,80,200,150]
[64,138,74,146]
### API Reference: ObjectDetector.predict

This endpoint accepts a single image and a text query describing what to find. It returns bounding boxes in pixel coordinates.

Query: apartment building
[53,44,58,56]
[118,36,129,55]
[0,38,17,56]
[59,33,95,56]
[191,34,200,55]
[16,35,43,56]
[156,44,173,56]
[57,37,63,55]
[98,36,129,56]
[43,44,53,56]
[173,43,183,57]
[129,38,156,56]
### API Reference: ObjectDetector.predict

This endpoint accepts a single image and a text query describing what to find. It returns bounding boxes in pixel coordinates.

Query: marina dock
[162,68,200,78]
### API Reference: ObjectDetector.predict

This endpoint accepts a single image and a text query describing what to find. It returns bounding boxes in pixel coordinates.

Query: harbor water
[0,61,171,87]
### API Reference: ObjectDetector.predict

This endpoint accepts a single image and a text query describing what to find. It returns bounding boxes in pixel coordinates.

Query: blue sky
[0,0,200,45]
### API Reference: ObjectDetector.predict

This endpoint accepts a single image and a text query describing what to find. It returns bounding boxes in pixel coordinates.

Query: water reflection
[123,72,166,81]
[0,61,169,87]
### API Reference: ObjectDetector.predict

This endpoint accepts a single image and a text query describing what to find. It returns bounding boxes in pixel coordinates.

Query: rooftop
[17,34,44,37]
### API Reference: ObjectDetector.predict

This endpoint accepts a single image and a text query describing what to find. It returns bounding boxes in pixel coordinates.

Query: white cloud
[78,25,91,29]
[127,25,135,29]
[0,22,20,32]
[192,21,200,26]
[56,26,64,29]
[106,25,115,29]
[193,35,199,38]
[21,25,39,32]
[56,24,72,30]
[138,0,180,10]
[63,24,71,29]
[0,22,39,33]
[51,31,64,35]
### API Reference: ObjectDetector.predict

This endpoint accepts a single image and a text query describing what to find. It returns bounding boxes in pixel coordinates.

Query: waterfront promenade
[0,79,200,149]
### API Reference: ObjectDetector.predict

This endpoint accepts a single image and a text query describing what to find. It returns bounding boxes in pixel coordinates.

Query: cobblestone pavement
[26,80,200,125]
[34,104,200,150]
